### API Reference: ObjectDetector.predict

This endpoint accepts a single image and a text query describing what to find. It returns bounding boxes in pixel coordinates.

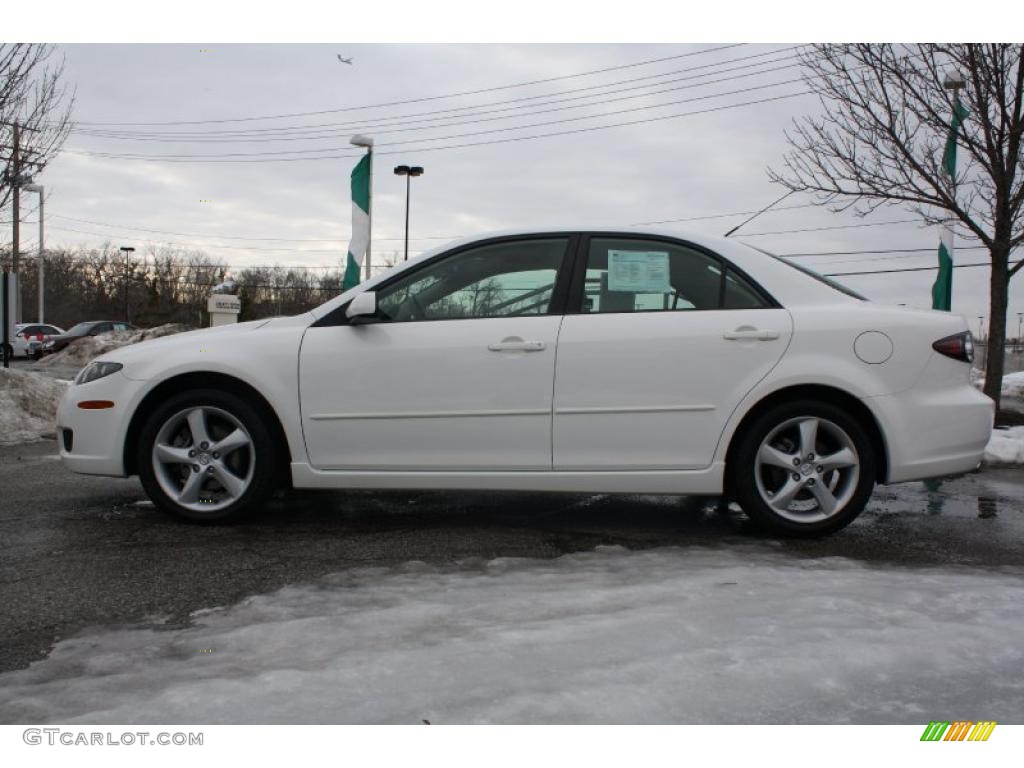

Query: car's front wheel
[731,400,876,537]
[137,389,277,523]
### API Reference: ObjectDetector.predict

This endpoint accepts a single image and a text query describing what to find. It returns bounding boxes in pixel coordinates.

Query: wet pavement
[1,438,1022,675]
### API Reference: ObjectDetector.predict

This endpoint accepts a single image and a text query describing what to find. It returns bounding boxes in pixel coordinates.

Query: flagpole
[365,145,373,281]
[933,72,966,312]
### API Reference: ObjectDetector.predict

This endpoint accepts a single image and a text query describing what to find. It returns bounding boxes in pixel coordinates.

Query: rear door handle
[723,328,780,341]
[488,338,546,352]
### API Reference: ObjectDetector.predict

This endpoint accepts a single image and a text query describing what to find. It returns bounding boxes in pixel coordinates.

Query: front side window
[376,238,569,322]
[580,237,771,313]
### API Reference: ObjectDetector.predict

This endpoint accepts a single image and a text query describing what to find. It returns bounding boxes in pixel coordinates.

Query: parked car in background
[40,321,136,357]
[56,228,994,536]
[5,323,66,359]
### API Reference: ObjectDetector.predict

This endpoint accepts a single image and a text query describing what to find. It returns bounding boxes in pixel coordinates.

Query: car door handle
[723,328,780,341]
[488,338,546,352]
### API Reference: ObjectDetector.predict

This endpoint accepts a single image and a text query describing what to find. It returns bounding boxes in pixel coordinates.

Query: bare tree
[769,44,1024,408]
[0,44,75,208]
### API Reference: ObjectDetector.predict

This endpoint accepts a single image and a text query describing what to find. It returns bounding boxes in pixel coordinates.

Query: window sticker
[607,250,671,293]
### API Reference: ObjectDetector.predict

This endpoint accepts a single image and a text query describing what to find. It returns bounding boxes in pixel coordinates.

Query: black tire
[730,399,876,538]
[137,388,278,523]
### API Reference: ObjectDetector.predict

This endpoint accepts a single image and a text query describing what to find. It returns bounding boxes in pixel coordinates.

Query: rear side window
[579,237,771,313]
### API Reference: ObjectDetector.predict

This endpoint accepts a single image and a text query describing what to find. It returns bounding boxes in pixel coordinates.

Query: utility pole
[120,246,135,322]
[11,123,20,323]
[24,184,44,322]
[3,121,40,323]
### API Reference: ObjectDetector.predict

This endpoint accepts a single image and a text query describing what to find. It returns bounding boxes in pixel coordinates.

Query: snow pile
[973,369,1024,413]
[1,546,1022,724]
[1001,371,1024,414]
[36,323,190,368]
[984,426,1024,465]
[0,368,69,445]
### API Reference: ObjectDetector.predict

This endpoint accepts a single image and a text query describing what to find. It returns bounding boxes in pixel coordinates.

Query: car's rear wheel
[137,389,277,523]
[731,400,876,537]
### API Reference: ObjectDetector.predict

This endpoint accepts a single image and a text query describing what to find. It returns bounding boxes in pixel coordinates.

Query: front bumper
[56,372,144,477]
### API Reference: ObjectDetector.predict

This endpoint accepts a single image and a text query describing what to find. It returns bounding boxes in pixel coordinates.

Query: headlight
[75,361,123,385]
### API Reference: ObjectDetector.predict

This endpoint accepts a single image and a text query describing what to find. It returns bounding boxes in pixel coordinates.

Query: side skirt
[289,463,726,495]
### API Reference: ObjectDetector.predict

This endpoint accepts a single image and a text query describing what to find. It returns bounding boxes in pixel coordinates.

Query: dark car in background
[39,320,136,357]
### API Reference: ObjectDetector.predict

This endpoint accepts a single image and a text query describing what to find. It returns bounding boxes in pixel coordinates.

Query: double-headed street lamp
[120,246,135,323]
[393,164,424,261]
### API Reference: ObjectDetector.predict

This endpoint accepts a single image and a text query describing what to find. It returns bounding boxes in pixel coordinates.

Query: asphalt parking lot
[1,438,1023,675]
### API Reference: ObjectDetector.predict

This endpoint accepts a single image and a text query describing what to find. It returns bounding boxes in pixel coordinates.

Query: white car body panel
[299,315,562,470]
[55,226,994,496]
[553,308,793,469]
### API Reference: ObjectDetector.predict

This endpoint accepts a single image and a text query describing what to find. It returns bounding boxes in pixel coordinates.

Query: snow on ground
[0,324,189,444]
[985,426,1024,465]
[0,368,69,445]
[1,546,1022,724]
[975,369,1024,414]
[1001,371,1024,414]
[35,323,189,369]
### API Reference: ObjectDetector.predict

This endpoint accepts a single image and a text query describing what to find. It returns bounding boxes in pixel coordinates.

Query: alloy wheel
[151,406,255,512]
[753,416,860,524]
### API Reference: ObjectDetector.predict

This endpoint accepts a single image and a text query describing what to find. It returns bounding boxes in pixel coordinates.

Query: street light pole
[977,316,985,342]
[23,184,44,323]
[120,246,135,323]
[393,164,424,261]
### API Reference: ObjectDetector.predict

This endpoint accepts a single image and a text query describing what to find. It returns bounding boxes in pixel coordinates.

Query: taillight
[933,331,974,363]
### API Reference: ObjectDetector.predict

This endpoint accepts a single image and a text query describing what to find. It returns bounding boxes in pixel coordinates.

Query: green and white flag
[343,154,371,290]
[931,100,969,312]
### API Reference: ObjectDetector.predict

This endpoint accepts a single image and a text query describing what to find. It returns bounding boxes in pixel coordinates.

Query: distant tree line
[0,244,363,329]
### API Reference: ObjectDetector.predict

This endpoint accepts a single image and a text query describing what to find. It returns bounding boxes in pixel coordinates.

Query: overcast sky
[6,43,1023,334]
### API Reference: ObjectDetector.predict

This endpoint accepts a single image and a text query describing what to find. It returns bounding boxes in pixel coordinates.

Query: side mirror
[345,291,379,324]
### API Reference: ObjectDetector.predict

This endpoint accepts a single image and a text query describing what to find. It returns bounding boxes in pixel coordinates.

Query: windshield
[65,322,94,335]
[745,244,867,301]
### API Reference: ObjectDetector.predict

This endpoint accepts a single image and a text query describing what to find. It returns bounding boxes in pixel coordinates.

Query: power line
[741,218,921,237]
[62,44,748,128]
[823,262,992,277]
[67,77,806,160]
[72,49,804,143]
[36,209,931,256]
[67,90,811,163]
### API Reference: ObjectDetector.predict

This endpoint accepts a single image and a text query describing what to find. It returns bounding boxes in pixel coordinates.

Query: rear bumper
[866,384,994,483]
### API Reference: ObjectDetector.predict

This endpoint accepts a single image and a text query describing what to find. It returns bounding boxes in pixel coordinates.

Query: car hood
[95,319,273,367]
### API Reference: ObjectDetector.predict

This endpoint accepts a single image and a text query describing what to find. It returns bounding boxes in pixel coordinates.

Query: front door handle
[723,328,780,341]
[488,337,546,352]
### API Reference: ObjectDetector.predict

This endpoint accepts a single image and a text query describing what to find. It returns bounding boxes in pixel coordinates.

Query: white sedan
[56,228,994,536]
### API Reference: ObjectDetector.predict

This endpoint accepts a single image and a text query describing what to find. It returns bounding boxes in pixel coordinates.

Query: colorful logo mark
[920,721,997,742]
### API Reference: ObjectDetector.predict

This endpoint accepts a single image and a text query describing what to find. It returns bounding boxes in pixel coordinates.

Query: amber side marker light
[77,400,116,410]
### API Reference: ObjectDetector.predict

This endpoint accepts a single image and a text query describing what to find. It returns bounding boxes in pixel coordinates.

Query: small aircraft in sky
[337,55,353,65]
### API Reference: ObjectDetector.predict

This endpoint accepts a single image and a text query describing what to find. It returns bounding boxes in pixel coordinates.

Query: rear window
[745,244,867,301]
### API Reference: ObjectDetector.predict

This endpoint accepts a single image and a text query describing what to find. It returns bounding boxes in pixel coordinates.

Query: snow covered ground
[985,426,1024,465]
[1,545,1022,724]
[0,369,69,445]
[34,323,189,369]
[0,324,187,444]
